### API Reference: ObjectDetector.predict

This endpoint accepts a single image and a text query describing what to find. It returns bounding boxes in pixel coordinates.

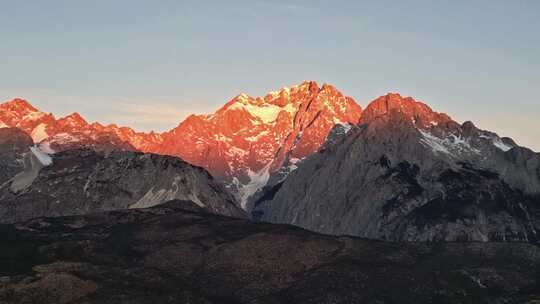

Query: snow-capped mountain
[157,81,362,205]
[361,93,518,156]
[0,98,163,153]
[255,93,540,242]
[2,86,540,243]
[0,81,362,205]
[0,99,57,142]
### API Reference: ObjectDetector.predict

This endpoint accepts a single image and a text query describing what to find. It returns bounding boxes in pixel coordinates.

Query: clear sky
[1,0,538,150]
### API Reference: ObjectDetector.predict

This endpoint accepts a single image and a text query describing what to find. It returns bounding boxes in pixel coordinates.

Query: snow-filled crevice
[238,162,272,208]
[418,130,480,157]
[30,145,53,166]
[30,123,49,143]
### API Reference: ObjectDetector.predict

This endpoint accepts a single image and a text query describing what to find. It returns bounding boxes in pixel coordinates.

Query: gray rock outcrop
[0,148,244,223]
[0,128,33,186]
[255,94,540,242]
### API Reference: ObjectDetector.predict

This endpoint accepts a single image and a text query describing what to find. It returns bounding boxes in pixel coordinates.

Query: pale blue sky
[0,0,538,150]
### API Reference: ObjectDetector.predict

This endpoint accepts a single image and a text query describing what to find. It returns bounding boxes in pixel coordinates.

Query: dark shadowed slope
[0,128,33,186]
[0,200,539,303]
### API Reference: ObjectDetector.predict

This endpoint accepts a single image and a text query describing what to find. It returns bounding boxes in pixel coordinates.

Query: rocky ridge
[254,93,540,242]
[157,81,362,205]
[1,81,362,205]
[0,98,163,153]
[0,147,244,223]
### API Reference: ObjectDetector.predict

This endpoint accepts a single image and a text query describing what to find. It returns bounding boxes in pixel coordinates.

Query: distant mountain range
[0,81,362,205]
[2,80,540,302]
[1,81,539,244]
[0,98,162,153]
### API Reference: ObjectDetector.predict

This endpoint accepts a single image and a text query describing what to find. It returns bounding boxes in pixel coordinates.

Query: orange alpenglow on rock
[0,81,362,204]
[0,98,163,153]
[360,93,452,128]
[157,81,362,202]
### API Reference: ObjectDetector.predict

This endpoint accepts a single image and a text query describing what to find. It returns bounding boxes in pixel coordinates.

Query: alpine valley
[1,81,539,303]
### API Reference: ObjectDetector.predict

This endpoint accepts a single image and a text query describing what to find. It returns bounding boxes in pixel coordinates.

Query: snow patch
[449,134,480,153]
[268,86,291,98]
[30,145,53,166]
[419,130,480,156]
[493,138,513,152]
[22,111,46,121]
[232,103,282,123]
[48,132,81,143]
[227,146,247,157]
[213,134,232,142]
[479,133,513,152]
[338,122,353,134]
[283,103,297,115]
[30,123,49,142]
[228,101,297,124]
[287,158,304,172]
[246,130,269,142]
[130,176,206,209]
[39,141,56,154]
[419,130,451,154]
[289,157,301,164]
[239,162,272,208]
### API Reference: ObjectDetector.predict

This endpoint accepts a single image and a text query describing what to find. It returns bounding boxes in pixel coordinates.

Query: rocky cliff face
[1,200,539,303]
[0,128,33,186]
[0,99,162,153]
[0,148,244,223]
[255,93,540,242]
[158,81,362,205]
[1,82,362,205]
